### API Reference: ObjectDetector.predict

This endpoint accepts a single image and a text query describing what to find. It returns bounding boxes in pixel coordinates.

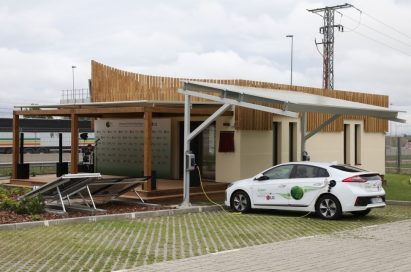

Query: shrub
[13,196,45,215]
[31,214,42,221]
[0,197,17,210]
[0,186,44,215]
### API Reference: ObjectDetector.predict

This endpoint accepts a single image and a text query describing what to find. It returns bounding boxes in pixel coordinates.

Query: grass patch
[0,166,56,177]
[0,205,410,271]
[384,173,411,201]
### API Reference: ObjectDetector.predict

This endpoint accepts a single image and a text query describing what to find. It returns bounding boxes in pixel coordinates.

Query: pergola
[12,100,232,191]
[179,81,405,207]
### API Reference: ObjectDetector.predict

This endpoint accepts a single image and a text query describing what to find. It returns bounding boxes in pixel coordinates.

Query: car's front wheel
[315,195,342,220]
[230,190,251,212]
[351,209,371,217]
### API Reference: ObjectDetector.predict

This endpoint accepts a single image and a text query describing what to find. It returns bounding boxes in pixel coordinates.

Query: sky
[0,0,410,131]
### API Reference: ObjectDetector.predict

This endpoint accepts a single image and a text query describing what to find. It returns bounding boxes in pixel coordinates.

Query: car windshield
[330,164,367,173]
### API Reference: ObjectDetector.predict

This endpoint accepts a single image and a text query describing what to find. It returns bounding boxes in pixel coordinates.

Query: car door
[288,165,329,207]
[252,164,294,207]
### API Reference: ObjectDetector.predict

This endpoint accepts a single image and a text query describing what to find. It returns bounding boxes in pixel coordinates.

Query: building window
[355,124,361,165]
[289,122,297,162]
[219,131,235,152]
[344,124,350,164]
[273,122,281,165]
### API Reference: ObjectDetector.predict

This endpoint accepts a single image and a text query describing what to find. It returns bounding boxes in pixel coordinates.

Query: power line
[361,10,411,40]
[350,29,411,58]
[338,10,362,33]
[338,10,411,48]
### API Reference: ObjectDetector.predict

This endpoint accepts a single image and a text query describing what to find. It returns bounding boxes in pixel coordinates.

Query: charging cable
[196,165,235,214]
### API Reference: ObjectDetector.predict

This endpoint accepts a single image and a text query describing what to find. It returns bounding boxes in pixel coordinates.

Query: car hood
[230,178,253,187]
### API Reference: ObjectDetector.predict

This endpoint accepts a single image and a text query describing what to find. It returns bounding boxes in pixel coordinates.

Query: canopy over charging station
[179,81,405,207]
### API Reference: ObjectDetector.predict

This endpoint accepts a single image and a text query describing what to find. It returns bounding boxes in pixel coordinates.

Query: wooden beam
[143,111,152,191]
[71,114,78,174]
[75,106,146,115]
[14,109,72,116]
[14,106,233,119]
[12,113,19,179]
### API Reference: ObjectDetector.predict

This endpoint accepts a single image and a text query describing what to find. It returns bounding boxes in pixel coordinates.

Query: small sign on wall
[94,118,171,178]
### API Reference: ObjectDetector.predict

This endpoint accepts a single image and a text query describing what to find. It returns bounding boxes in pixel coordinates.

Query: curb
[0,205,222,231]
[387,200,411,206]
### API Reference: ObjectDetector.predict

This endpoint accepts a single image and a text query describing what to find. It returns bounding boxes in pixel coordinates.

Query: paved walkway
[131,219,411,272]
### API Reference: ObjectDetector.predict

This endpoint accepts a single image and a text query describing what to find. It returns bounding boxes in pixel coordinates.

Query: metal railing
[60,89,90,104]
[0,161,70,178]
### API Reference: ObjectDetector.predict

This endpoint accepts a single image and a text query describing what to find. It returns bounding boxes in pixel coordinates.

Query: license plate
[371,197,383,204]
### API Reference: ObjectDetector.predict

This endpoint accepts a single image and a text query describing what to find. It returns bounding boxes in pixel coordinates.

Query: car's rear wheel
[316,195,342,220]
[351,209,371,217]
[231,190,251,212]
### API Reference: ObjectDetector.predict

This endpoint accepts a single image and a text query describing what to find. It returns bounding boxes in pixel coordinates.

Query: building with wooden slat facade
[12,60,391,189]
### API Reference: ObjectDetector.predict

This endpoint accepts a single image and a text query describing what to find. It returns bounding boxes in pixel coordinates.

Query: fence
[386,136,411,174]
[60,89,90,104]
[0,161,69,178]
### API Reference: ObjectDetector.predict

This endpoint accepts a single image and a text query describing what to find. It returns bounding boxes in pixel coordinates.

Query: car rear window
[330,165,367,173]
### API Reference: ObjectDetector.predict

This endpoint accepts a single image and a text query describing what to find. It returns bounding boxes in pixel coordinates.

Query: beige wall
[238,130,272,178]
[306,120,385,174]
[306,132,343,163]
[361,132,385,174]
[215,116,241,182]
[171,114,386,183]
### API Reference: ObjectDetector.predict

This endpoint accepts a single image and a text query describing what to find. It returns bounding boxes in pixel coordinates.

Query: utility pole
[308,3,352,90]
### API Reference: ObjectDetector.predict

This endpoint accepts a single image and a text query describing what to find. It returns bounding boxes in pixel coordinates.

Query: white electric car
[225,162,386,219]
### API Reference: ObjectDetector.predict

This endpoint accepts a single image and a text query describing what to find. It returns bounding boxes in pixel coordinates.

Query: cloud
[0,0,409,125]
[0,48,89,105]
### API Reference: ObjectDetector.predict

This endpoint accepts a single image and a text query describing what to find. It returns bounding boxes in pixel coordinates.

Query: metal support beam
[178,89,299,118]
[180,94,191,208]
[86,185,97,210]
[300,112,307,161]
[188,103,231,141]
[56,186,66,213]
[304,114,341,141]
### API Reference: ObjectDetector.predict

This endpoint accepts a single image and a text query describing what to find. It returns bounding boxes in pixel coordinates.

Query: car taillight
[342,176,367,183]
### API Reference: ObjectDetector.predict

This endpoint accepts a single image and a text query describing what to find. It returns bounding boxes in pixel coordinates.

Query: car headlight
[227,183,234,189]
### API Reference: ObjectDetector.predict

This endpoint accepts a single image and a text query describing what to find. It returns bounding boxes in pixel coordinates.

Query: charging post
[179,84,232,208]
[180,93,192,208]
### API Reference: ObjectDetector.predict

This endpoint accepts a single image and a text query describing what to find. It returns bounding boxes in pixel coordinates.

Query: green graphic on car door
[287,186,320,200]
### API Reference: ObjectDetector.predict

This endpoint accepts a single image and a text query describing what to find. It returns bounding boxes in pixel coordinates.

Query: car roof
[277,161,334,168]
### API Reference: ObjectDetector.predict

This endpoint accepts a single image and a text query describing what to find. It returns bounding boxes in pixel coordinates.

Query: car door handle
[278,184,286,188]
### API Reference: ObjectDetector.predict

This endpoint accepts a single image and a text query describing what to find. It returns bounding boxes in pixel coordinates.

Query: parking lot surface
[134,219,411,272]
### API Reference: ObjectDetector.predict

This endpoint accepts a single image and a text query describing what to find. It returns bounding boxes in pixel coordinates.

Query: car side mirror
[254,175,269,181]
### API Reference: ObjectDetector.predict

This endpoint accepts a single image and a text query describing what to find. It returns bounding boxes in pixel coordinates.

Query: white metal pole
[180,93,191,208]
[286,35,294,86]
[72,65,76,102]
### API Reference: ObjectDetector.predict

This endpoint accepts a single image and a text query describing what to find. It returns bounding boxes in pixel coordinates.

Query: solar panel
[20,173,148,213]
[182,81,405,122]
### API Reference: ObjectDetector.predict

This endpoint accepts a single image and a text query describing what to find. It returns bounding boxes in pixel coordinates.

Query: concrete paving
[132,219,411,272]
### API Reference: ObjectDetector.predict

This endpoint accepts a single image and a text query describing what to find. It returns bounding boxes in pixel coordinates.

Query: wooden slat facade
[91,60,388,133]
